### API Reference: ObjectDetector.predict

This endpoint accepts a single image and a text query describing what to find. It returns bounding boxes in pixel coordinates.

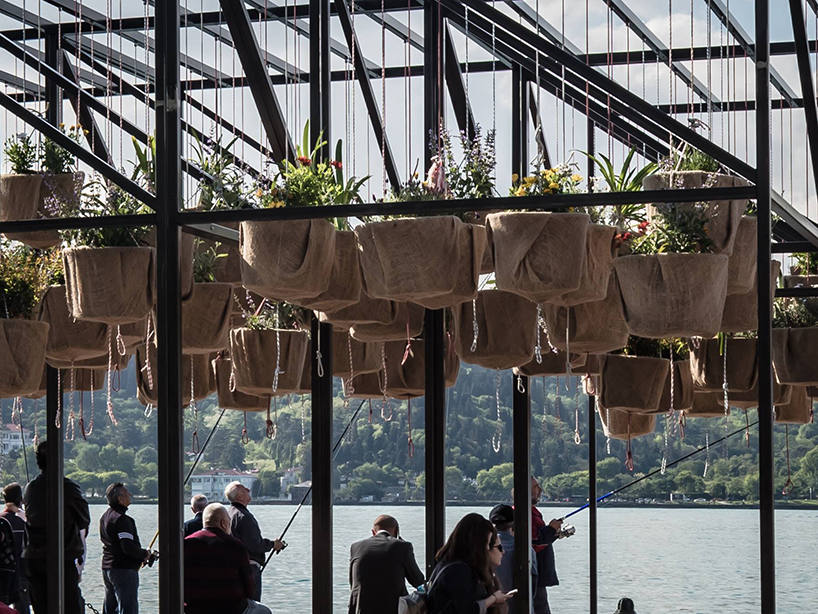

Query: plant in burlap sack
[61,180,153,247]
[191,132,245,210]
[239,298,311,333]
[791,253,818,276]
[772,298,818,385]
[622,336,689,360]
[615,337,692,414]
[0,243,60,319]
[509,162,582,199]
[4,133,37,175]
[581,148,657,229]
[193,238,227,283]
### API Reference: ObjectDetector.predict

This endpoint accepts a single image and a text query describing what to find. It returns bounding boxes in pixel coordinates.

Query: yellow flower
[59,122,65,128]
[255,188,263,198]
[523,176,537,184]
[514,186,527,197]
[271,200,286,209]
[541,169,548,175]
[543,188,552,194]
[83,130,89,135]
[549,182,559,189]
[511,173,519,182]
[571,174,582,182]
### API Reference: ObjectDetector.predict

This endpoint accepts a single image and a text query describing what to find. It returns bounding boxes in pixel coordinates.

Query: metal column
[755,0,775,612]
[155,0,185,613]
[511,65,524,177]
[587,395,598,614]
[512,374,532,614]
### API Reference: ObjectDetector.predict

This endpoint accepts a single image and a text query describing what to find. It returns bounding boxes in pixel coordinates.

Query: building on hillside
[280,466,303,498]
[289,481,312,504]
[190,469,257,502]
[0,424,29,454]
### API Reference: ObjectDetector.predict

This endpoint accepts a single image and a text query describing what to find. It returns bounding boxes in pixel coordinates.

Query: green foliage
[791,253,818,276]
[581,148,657,228]
[131,135,156,192]
[61,180,152,247]
[773,298,818,328]
[191,133,244,210]
[41,125,83,175]
[192,238,227,283]
[665,145,721,173]
[624,336,690,360]
[440,124,497,200]
[0,244,61,319]
[629,203,714,254]
[4,133,37,174]
[241,299,310,332]
[509,164,583,198]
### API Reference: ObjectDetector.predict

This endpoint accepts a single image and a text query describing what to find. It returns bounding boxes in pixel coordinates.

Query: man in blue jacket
[490,504,537,612]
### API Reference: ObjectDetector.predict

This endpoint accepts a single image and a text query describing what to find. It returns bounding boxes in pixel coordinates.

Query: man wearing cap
[489,504,537,613]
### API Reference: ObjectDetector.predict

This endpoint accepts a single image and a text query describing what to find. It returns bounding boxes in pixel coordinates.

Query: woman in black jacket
[427,513,512,614]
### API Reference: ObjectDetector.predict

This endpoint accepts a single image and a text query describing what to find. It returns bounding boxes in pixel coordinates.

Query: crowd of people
[0,444,635,614]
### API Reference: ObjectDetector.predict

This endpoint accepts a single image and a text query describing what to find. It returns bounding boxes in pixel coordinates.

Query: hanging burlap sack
[26,366,106,398]
[727,379,792,410]
[514,350,586,377]
[181,283,233,354]
[774,385,812,424]
[685,391,730,418]
[193,221,242,285]
[453,290,537,370]
[212,355,270,412]
[135,344,215,407]
[295,230,362,312]
[689,337,758,392]
[550,224,617,307]
[349,372,385,399]
[643,172,748,255]
[0,175,42,244]
[472,224,494,274]
[486,211,590,304]
[240,219,336,302]
[118,318,147,350]
[355,216,484,308]
[144,229,195,302]
[783,275,818,288]
[350,302,425,343]
[613,253,729,338]
[720,260,781,333]
[319,291,400,330]
[807,386,818,398]
[382,338,460,399]
[598,354,670,413]
[583,354,603,375]
[545,276,629,353]
[725,216,757,295]
[332,331,382,379]
[1,173,82,249]
[63,246,155,325]
[37,285,109,364]
[0,319,49,398]
[229,328,309,396]
[598,405,656,441]
[772,327,818,385]
[645,360,695,414]
[47,336,131,371]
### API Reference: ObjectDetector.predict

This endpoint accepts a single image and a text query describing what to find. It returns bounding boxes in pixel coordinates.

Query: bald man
[348,515,424,614]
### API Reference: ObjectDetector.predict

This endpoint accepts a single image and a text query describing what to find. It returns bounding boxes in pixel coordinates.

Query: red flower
[297,156,311,166]
[638,220,649,235]
[330,160,343,170]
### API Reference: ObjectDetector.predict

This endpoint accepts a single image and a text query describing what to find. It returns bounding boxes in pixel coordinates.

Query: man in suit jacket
[184,495,207,538]
[348,515,425,614]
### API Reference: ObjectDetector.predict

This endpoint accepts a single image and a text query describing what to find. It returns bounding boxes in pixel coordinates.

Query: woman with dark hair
[427,513,513,614]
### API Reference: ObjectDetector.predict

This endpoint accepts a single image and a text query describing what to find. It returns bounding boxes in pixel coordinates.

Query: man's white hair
[224,480,246,502]
[191,494,208,512]
[202,503,230,530]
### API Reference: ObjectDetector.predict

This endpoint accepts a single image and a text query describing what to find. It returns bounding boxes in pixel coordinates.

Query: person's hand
[548,518,563,531]
[492,590,510,605]
[273,539,285,553]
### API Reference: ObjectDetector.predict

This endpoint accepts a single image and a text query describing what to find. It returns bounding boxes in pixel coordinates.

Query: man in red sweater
[530,477,563,614]
[184,504,271,614]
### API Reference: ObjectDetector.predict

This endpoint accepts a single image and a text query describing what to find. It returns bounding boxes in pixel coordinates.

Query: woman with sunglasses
[427,513,513,614]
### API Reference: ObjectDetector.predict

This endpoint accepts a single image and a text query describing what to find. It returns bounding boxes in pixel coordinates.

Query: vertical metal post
[310,0,331,159]
[755,0,775,612]
[587,395,598,614]
[155,1,184,613]
[512,374,532,614]
[44,32,64,614]
[511,65,523,178]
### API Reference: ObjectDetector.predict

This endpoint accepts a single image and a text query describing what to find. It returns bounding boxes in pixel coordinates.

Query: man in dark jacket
[184,495,207,538]
[0,483,28,613]
[225,481,284,600]
[99,483,153,614]
[185,503,271,614]
[348,515,424,614]
[23,441,90,614]
[529,478,562,614]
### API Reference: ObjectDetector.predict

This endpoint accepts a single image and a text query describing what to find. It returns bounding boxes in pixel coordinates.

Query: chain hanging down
[492,370,502,453]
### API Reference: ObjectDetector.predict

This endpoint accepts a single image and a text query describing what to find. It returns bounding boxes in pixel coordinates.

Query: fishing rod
[563,419,759,520]
[261,398,367,572]
[146,407,228,552]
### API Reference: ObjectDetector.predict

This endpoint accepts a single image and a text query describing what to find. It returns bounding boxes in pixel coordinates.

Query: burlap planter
[0,319,49,398]
[685,392,730,418]
[229,328,309,396]
[774,385,813,424]
[140,227,194,302]
[332,331,382,378]
[645,360,695,414]
[63,246,155,325]
[349,372,385,399]
[319,292,400,329]
[118,319,147,350]
[721,261,781,333]
[1,173,81,248]
[599,406,657,441]
[295,230,362,312]
[598,354,669,413]
[383,338,459,399]
[350,302,425,343]
[47,334,131,370]
[37,285,109,364]
[196,221,241,285]
[783,275,818,288]
[583,375,600,396]
[727,379,792,410]
[212,356,270,412]
[453,290,537,370]
[240,219,336,302]
[726,216,757,295]
[643,172,748,255]
[808,386,818,398]
[26,367,106,398]
[545,277,629,353]
[689,337,758,392]
[550,224,617,307]
[772,328,818,385]
[514,351,586,377]
[613,253,729,338]
[355,216,485,309]
[487,211,590,304]
[583,354,603,375]
[181,283,233,354]
[135,345,215,407]
[473,225,494,274]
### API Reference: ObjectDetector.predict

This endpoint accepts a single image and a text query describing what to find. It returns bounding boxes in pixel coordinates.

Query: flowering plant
[0,242,62,319]
[626,203,713,254]
[238,296,310,332]
[791,253,818,276]
[774,298,818,328]
[509,163,583,197]
[4,124,84,175]
[191,132,245,211]
[439,124,496,200]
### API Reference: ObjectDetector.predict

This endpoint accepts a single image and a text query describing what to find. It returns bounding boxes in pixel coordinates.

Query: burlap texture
[726,216,757,295]
[583,354,603,375]
[613,253,729,338]
[0,173,81,249]
[550,224,617,307]
[808,386,818,398]
[772,327,818,385]
[545,277,629,353]
[355,216,484,308]
[583,375,600,396]
[726,379,792,410]
[598,354,669,413]
[47,332,131,370]
[685,391,730,418]
[37,285,109,363]
[240,219,336,301]
[643,172,748,255]
[135,344,215,407]
[689,337,758,392]
[453,290,537,370]
[473,225,494,274]
[212,355,270,412]
[486,211,590,303]
[774,385,812,424]
[350,302,425,343]
[319,292,400,329]
[514,351,586,377]
[0,319,49,398]
[0,174,41,228]
[783,275,818,288]
[144,229,194,302]
[598,406,656,441]
[349,372,385,399]
[196,221,241,285]
[229,328,309,395]
[181,283,233,354]
[332,331,382,378]
[295,230,362,312]
[26,366,107,398]
[645,360,695,414]
[63,246,155,325]
[720,260,781,333]
[118,319,146,350]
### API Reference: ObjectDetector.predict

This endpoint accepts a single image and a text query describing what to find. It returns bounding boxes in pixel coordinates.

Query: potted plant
[783,252,818,288]
[349,301,425,343]
[615,337,694,415]
[774,385,812,424]
[772,298,818,385]
[212,353,270,412]
[596,339,671,414]
[689,335,758,393]
[136,344,215,407]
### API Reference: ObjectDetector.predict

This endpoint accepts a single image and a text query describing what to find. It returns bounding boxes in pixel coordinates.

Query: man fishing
[225,481,285,601]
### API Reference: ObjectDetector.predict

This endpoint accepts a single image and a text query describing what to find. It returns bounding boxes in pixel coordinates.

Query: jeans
[243,600,271,614]
[251,564,263,601]
[533,586,551,614]
[103,568,140,614]
[25,558,83,614]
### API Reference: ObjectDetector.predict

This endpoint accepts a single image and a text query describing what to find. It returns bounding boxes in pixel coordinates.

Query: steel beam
[528,81,551,171]
[588,394,598,614]
[444,23,476,142]
[512,374,532,614]
[788,0,818,196]
[61,51,111,163]
[511,65,525,177]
